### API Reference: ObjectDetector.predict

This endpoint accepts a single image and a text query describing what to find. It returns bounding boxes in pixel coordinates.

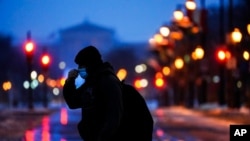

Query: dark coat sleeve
[63,79,82,109]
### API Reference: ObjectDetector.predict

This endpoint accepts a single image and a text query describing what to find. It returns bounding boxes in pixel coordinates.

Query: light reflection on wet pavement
[21,102,211,141]
[23,106,82,141]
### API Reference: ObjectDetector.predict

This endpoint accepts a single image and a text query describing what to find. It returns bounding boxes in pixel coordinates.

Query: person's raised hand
[67,69,78,80]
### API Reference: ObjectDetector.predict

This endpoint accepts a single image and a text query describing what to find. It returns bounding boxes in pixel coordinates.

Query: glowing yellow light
[60,77,66,86]
[243,51,250,61]
[154,34,164,44]
[160,26,170,37]
[231,28,242,43]
[174,58,184,69]
[134,79,142,89]
[173,10,184,21]
[194,46,204,60]
[186,0,196,10]
[155,78,165,88]
[162,66,170,76]
[2,81,12,91]
[117,68,127,81]
[192,51,198,60]
[38,74,45,83]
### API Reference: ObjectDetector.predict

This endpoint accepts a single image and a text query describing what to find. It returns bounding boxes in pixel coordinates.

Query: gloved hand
[67,69,78,81]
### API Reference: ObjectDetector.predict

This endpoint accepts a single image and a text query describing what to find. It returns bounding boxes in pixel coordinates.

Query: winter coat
[63,62,123,141]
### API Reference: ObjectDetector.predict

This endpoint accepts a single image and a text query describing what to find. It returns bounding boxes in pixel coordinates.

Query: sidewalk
[156,104,250,125]
[194,105,250,124]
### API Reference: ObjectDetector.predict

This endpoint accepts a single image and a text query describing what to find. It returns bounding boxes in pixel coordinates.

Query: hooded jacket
[63,62,123,141]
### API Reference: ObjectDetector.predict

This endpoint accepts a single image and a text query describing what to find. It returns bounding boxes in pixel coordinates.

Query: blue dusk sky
[0,0,219,43]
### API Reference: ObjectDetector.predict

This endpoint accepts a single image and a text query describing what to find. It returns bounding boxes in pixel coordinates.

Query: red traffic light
[216,48,231,62]
[41,54,51,66]
[24,41,35,55]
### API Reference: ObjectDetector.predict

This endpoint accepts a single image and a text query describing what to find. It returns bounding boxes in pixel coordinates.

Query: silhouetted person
[63,46,123,141]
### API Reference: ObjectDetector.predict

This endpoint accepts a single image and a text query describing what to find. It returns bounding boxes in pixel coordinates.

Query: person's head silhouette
[74,46,103,73]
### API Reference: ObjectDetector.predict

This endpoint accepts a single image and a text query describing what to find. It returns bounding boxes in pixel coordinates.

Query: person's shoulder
[100,71,119,82]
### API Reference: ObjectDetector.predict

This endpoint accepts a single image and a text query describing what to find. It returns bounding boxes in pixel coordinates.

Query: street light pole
[41,48,51,108]
[24,31,34,110]
[216,0,227,106]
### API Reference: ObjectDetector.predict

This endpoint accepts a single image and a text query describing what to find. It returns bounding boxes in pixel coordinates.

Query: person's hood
[74,46,103,68]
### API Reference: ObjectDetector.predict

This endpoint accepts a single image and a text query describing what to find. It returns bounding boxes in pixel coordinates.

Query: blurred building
[53,20,117,69]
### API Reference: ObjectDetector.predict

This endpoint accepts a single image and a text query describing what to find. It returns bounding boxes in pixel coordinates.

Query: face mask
[78,68,88,79]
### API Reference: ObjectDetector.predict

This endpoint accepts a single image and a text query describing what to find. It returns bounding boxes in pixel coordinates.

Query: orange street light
[192,46,205,60]
[231,28,242,43]
[2,81,12,91]
[174,58,184,69]
[173,9,184,21]
[185,0,196,10]
[117,68,127,81]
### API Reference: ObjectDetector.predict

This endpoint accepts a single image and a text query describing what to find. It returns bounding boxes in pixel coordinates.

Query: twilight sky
[0,0,219,43]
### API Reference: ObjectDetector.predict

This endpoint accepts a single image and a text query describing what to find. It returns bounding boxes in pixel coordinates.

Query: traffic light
[154,72,166,89]
[154,77,165,89]
[24,41,35,60]
[25,41,34,53]
[216,48,231,62]
[24,31,35,110]
[41,54,51,71]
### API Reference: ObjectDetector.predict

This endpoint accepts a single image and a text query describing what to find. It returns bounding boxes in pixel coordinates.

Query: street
[22,105,82,141]
[18,104,241,141]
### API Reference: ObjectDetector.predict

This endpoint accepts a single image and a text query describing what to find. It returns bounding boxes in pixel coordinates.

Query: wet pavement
[22,106,82,141]
[2,103,248,141]
[19,105,182,141]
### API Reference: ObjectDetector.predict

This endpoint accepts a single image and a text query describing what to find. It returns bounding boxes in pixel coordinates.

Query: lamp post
[150,24,182,106]
[173,4,184,22]
[229,28,243,109]
[40,48,51,108]
[24,31,35,110]
[246,24,250,108]
[150,0,210,107]
[185,0,196,23]
[173,57,186,105]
